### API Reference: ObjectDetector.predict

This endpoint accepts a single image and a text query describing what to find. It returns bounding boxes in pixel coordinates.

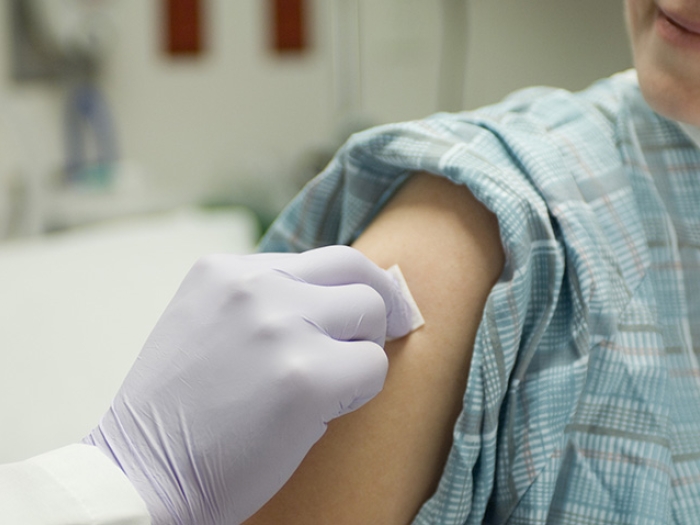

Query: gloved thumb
[271,246,424,342]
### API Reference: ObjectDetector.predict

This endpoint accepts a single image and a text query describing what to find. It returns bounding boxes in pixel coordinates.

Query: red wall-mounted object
[271,0,308,53]
[164,0,204,56]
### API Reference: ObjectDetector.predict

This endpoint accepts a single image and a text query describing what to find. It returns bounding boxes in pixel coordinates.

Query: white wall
[0,0,633,226]
[101,0,445,197]
[102,1,336,196]
[464,0,632,109]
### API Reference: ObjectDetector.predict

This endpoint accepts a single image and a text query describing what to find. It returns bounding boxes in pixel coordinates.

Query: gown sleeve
[0,444,150,525]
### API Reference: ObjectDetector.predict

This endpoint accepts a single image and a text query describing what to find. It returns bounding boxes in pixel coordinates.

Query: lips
[658,6,700,35]
[654,4,700,49]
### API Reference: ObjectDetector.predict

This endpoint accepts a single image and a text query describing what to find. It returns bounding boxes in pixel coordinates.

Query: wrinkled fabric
[259,70,700,524]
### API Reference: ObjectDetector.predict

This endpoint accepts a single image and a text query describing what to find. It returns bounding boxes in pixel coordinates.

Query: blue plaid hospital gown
[259,70,700,524]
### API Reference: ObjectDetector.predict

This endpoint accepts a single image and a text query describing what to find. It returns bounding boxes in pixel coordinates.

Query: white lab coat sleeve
[0,443,151,525]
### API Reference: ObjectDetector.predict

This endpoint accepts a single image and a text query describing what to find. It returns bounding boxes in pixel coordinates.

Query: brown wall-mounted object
[164,0,204,56]
[271,0,308,53]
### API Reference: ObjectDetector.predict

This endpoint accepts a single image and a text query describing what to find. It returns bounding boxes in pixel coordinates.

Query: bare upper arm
[244,172,504,524]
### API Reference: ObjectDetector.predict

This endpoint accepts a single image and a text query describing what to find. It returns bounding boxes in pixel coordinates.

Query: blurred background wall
[0,0,632,234]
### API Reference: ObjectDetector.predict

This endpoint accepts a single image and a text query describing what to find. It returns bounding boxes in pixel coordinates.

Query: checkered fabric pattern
[259,70,700,524]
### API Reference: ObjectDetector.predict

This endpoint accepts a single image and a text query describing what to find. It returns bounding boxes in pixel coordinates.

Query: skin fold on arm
[244,172,505,524]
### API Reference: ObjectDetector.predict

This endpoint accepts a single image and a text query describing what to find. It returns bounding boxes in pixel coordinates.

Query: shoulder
[473,69,640,129]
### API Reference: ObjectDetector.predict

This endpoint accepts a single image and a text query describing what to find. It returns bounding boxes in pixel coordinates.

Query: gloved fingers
[273,245,414,339]
[274,246,385,287]
[318,339,389,417]
[243,252,293,263]
[301,282,388,345]
[177,253,288,298]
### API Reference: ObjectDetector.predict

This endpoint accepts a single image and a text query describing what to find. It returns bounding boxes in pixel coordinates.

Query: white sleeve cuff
[0,444,150,525]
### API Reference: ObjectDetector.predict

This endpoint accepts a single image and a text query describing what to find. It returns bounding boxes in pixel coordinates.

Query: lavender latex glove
[83,245,414,525]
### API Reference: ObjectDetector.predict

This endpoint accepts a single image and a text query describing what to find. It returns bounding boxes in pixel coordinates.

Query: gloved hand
[83,245,413,525]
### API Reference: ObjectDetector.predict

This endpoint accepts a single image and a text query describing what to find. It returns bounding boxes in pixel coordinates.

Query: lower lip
[655,8,700,50]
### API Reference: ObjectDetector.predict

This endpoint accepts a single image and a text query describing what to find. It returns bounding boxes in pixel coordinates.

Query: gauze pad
[385,264,425,342]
